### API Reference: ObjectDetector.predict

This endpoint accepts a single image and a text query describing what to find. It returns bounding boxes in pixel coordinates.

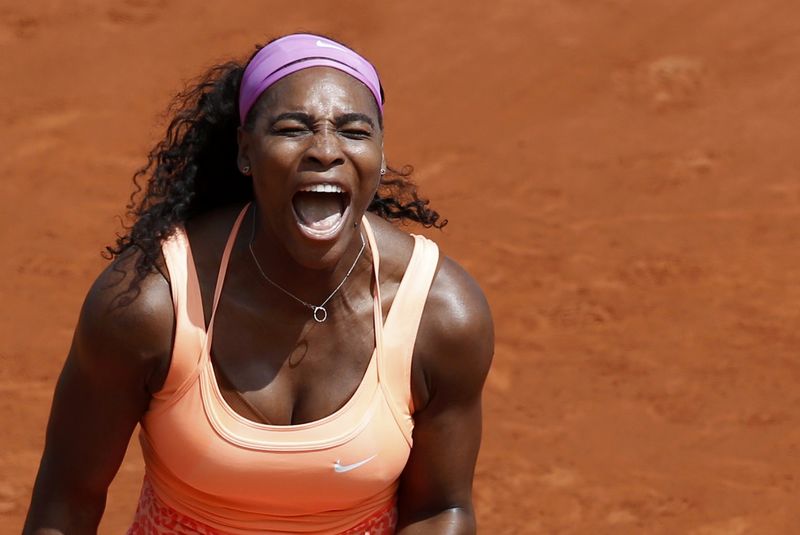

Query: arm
[396,257,494,534]
[23,253,174,535]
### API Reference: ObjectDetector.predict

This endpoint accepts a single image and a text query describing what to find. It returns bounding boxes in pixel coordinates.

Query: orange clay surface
[1,1,799,533]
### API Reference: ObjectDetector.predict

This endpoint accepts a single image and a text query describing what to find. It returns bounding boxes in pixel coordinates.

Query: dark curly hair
[105,40,445,282]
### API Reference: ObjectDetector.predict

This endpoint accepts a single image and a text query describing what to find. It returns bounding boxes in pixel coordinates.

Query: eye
[270,122,310,137]
[275,127,308,137]
[340,128,372,140]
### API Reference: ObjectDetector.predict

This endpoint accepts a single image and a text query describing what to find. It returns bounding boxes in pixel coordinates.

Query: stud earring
[242,165,251,175]
[380,168,386,176]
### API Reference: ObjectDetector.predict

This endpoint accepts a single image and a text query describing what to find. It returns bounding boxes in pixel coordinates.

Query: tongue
[293,192,344,230]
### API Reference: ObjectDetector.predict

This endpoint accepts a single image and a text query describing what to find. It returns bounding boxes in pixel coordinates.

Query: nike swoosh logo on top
[333,454,378,473]
[316,39,347,51]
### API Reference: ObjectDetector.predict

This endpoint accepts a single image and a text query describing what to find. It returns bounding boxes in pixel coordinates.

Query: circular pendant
[312,306,328,323]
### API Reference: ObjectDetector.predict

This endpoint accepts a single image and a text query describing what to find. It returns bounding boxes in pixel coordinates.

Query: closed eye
[334,113,376,139]
[268,112,314,136]
[340,128,372,139]
[272,125,310,137]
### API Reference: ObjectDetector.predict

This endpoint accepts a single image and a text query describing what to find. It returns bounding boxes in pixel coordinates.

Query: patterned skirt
[126,478,398,535]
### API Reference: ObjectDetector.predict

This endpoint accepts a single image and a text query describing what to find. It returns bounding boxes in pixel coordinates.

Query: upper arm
[23,251,175,534]
[397,256,494,532]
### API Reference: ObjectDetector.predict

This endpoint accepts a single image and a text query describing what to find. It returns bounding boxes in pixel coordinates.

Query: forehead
[258,66,379,118]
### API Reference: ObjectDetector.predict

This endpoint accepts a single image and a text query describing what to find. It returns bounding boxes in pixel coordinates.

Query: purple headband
[238,33,383,125]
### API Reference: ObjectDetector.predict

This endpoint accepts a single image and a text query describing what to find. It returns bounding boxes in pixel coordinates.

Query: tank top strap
[361,217,440,445]
[204,203,251,346]
[151,225,207,404]
[361,216,385,356]
[381,234,439,416]
[150,204,251,410]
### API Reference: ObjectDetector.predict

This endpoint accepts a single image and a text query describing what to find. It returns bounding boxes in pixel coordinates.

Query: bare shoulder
[364,214,494,380]
[75,246,174,392]
[363,213,416,283]
[184,203,246,250]
[420,256,494,402]
[422,256,494,382]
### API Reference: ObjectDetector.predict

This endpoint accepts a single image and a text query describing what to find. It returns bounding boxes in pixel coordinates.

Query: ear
[237,126,251,173]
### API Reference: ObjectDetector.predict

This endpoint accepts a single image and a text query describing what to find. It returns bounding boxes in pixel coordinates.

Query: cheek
[255,131,307,158]
[358,173,382,211]
[351,143,383,173]
[355,157,382,197]
[255,142,293,168]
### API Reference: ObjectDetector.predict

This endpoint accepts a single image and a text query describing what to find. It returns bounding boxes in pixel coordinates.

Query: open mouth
[291,184,351,238]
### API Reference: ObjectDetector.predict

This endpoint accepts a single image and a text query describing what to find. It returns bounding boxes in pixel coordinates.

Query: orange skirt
[127,477,398,535]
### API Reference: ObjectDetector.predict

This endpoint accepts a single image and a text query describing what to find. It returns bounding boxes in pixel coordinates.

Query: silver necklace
[248,208,366,323]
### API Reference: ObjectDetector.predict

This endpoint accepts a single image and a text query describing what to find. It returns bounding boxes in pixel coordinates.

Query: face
[238,67,384,270]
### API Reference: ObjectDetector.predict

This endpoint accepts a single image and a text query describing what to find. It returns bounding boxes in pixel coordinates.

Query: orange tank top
[137,205,440,534]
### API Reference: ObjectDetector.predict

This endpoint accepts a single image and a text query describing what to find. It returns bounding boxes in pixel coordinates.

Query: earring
[242,165,251,175]
[380,168,386,176]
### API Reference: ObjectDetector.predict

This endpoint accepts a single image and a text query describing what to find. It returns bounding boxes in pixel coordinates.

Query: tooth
[298,183,346,193]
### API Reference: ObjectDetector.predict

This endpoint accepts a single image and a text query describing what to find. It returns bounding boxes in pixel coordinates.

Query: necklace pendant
[312,306,328,323]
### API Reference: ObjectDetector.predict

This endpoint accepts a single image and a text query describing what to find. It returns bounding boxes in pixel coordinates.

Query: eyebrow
[268,111,375,129]
[268,112,314,127]
[334,113,375,129]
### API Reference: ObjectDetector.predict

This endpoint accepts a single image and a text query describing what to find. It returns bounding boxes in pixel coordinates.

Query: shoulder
[75,246,174,392]
[184,203,250,272]
[426,256,493,340]
[416,251,495,408]
[365,213,494,372]
[363,212,416,277]
[184,203,247,246]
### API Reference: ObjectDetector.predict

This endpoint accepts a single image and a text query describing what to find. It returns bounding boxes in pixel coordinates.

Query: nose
[303,128,345,170]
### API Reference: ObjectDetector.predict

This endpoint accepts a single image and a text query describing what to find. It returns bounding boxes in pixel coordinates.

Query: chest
[201,263,398,426]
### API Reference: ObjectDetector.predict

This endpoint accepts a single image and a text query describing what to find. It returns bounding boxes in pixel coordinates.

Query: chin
[284,208,363,271]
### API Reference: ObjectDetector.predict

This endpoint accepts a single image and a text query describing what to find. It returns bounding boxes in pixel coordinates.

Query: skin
[24,67,494,534]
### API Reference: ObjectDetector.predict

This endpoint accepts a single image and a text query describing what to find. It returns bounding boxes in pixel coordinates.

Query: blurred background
[1,1,799,533]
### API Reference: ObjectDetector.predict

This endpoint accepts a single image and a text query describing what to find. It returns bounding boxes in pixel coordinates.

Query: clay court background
[2,1,799,533]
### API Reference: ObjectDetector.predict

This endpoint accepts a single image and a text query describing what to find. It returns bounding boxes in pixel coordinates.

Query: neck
[247,207,372,307]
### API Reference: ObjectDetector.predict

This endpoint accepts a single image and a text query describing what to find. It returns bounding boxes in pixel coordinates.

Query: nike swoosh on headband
[316,39,346,51]
[333,454,378,473]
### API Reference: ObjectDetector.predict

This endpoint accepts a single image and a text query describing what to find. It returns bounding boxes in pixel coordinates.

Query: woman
[24,33,493,534]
